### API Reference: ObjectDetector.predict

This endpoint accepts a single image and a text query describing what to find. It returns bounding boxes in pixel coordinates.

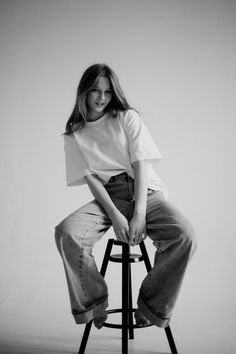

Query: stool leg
[165,326,178,354]
[78,239,114,354]
[78,321,92,354]
[139,241,152,272]
[100,238,114,277]
[122,242,129,354]
[128,263,134,340]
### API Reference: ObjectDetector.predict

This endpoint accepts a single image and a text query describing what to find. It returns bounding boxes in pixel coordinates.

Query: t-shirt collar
[86,113,108,127]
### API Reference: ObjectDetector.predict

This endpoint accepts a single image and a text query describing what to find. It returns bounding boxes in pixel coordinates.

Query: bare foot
[93,311,107,329]
[134,309,151,327]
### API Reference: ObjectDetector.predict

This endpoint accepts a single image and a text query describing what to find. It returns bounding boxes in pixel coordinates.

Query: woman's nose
[99,91,105,100]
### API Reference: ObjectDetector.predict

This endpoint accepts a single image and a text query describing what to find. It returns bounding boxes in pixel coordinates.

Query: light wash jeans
[55,172,196,328]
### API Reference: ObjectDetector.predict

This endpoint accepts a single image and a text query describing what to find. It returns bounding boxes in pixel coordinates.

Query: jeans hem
[137,296,171,328]
[72,296,109,324]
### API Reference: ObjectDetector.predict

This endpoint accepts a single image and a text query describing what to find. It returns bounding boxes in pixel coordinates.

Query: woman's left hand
[129,214,146,246]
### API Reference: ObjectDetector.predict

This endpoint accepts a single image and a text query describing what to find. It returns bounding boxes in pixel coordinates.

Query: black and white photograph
[0,1,235,353]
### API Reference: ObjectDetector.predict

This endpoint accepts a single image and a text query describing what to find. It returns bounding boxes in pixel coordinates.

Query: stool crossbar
[78,238,178,354]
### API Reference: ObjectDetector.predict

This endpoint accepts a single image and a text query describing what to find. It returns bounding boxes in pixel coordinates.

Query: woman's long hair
[64,63,132,135]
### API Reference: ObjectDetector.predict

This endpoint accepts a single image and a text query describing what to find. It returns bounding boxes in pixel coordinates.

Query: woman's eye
[91,88,112,95]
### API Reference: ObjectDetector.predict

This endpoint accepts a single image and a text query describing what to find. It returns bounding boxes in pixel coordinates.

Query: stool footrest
[102,308,154,329]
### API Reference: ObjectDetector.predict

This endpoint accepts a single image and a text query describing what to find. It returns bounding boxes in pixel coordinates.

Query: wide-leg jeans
[55,172,196,328]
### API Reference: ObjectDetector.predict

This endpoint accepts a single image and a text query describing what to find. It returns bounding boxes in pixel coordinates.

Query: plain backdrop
[0,0,236,353]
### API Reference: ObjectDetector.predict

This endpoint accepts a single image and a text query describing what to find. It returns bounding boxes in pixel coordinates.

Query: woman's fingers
[131,232,146,246]
[129,229,135,245]
[122,231,130,243]
[117,232,128,243]
[114,227,129,244]
[110,210,130,244]
[129,216,146,246]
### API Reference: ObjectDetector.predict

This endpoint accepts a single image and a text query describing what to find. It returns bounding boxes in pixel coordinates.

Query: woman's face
[86,76,112,121]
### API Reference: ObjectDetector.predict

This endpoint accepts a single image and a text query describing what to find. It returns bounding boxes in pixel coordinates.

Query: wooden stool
[78,239,178,354]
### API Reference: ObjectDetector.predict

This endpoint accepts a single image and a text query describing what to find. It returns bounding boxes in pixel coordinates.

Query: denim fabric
[55,172,196,327]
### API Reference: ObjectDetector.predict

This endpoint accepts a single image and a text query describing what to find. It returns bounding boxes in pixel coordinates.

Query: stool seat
[78,238,178,354]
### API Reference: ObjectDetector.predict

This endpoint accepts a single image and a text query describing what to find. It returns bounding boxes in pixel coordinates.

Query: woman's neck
[87,111,106,122]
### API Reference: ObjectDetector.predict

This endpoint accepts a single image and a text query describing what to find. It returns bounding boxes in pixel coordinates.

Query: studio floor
[0,303,235,354]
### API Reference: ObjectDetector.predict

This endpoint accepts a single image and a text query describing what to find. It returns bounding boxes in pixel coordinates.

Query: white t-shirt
[64,109,168,196]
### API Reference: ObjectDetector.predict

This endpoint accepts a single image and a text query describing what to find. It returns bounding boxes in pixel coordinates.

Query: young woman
[55,63,196,329]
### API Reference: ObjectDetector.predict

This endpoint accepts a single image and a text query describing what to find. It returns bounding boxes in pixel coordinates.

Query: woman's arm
[129,160,148,246]
[84,174,130,243]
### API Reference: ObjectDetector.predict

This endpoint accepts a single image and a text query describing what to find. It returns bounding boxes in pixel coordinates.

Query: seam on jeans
[79,219,104,240]
[78,219,105,298]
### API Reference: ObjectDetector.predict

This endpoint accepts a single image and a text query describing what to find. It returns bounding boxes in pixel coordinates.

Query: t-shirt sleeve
[64,134,91,186]
[123,110,162,164]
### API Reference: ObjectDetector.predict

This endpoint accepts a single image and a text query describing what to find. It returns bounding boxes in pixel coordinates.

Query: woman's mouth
[96,102,105,107]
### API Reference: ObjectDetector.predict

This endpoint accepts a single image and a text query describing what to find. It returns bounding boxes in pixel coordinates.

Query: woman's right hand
[109,209,130,244]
